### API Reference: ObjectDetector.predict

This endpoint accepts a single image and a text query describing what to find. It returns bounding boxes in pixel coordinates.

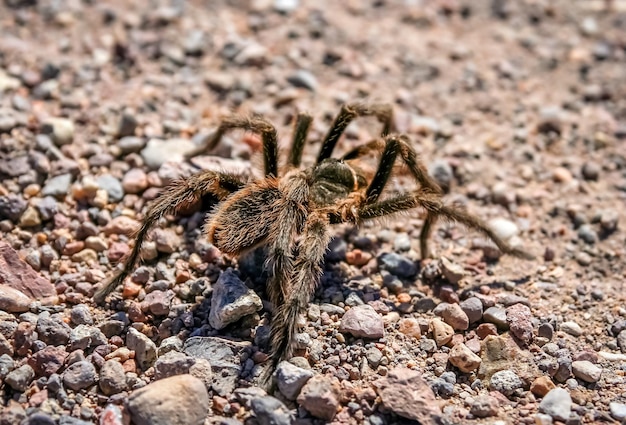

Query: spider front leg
[287,112,313,168]
[358,190,534,260]
[316,103,393,163]
[93,171,246,304]
[345,134,443,258]
[185,116,280,177]
[264,212,331,385]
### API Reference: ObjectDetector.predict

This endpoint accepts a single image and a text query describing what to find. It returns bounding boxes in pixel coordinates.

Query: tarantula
[94,103,532,383]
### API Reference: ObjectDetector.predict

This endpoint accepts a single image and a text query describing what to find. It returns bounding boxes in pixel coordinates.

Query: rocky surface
[0,0,625,424]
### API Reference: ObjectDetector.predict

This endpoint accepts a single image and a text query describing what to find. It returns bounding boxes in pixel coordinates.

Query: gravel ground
[1,0,625,424]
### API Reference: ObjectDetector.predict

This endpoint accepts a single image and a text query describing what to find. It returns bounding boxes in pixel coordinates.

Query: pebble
[141,138,196,169]
[378,252,417,278]
[118,136,146,154]
[373,368,441,423]
[449,342,482,372]
[19,206,41,227]
[460,297,483,324]
[41,173,72,197]
[488,218,519,240]
[276,361,313,400]
[470,395,499,418]
[70,304,93,325]
[42,117,74,145]
[531,376,556,397]
[273,0,299,13]
[286,69,318,91]
[538,388,572,422]
[69,324,107,350]
[297,375,340,421]
[5,364,35,391]
[338,304,384,339]
[397,318,422,339]
[538,323,554,340]
[393,233,411,252]
[154,351,195,380]
[0,284,32,313]
[127,374,209,425]
[506,303,533,344]
[440,257,467,283]
[483,306,508,330]
[99,360,128,395]
[153,228,180,253]
[126,327,157,371]
[577,224,598,244]
[571,360,602,383]
[0,194,27,221]
[103,216,139,235]
[560,321,583,337]
[434,302,469,330]
[122,168,148,194]
[489,370,523,397]
[28,345,68,376]
[609,402,626,421]
[62,360,97,391]
[250,396,293,425]
[97,174,124,202]
[36,313,71,346]
[429,318,455,347]
[0,354,15,380]
[209,269,263,330]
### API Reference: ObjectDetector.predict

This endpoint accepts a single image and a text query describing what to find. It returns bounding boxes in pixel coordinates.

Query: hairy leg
[344,134,443,257]
[316,103,393,163]
[263,213,330,385]
[287,112,313,168]
[185,116,280,177]
[93,171,245,304]
[358,191,533,260]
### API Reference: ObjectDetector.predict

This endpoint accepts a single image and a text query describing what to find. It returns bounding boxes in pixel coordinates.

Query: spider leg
[346,134,443,257]
[185,116,279,177]
[93,171,246,304]
[264,212,331,385]
[316,103,393,163]
[287,112,313,168]
[358,191,534,260]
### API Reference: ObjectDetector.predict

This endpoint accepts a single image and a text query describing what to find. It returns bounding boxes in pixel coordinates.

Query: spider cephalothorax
[94,103,532,384]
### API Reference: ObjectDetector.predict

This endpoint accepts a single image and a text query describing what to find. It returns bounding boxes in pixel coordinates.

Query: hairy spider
[94,103,532,384]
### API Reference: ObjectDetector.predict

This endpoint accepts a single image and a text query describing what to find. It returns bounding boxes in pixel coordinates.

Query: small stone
[251,396,293,425]
[449,342,482,372]
[118,136,146,154]
[154,351,195,380]
[581,161,600,181]
[209,269,263,330]
[97,174,124,202]
[430,318,454,347]
[69,324,107,350]
[0,284,32,312]
[273,0,299,13]
[339,304,384,339]
[577,224,598,244]
[126,327,157,371]
[62,360,97,391]
[297,375,340,421]
[36,313,71,346]
[434,302,469,330]
[553,167,573,183]
[460,297,483,324]
[506,304,533,344]
[117,112,138,137]
[489,370,523,397]
[28,345,68,377]
[538,323,554,340]
[103,216,139,235]
[144,290,170,316]
[470,395,499,418]
[539,388,572,422]
[42,173,72,197]
[42,118,74,145]
[128,374,209,425]
[0,194,27,221]
[276,361,313,400]
[488,218,519,241]
[366,347,383,367]
[373,368,441,423]
[560,321,583,337]
[537,106,564,134]
[571,360,602,383]
[440,257,467,283]
[99,360,127,395]
[378,252,417,278]
[141,138,196,170]
[286,70,318,91]
[153,228,180,254]
[5,364,35,391]
[122,168,148,194]
[609,402,626,421]
[483,306,508,330]
[398,318,422,339]
[531,376,556,397]
[19,206,41,227]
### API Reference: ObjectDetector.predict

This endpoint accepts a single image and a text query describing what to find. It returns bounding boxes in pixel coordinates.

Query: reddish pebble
[346,249,372,266]
[122,281,142,299]
[122,359,136,373]
[397,293,411,304]
[476,323,498,339]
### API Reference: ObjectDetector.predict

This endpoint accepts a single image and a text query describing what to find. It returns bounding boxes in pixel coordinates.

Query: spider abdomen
[205,180,282,255]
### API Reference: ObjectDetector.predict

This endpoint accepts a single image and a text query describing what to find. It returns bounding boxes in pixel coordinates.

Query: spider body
[94,103,532,385]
